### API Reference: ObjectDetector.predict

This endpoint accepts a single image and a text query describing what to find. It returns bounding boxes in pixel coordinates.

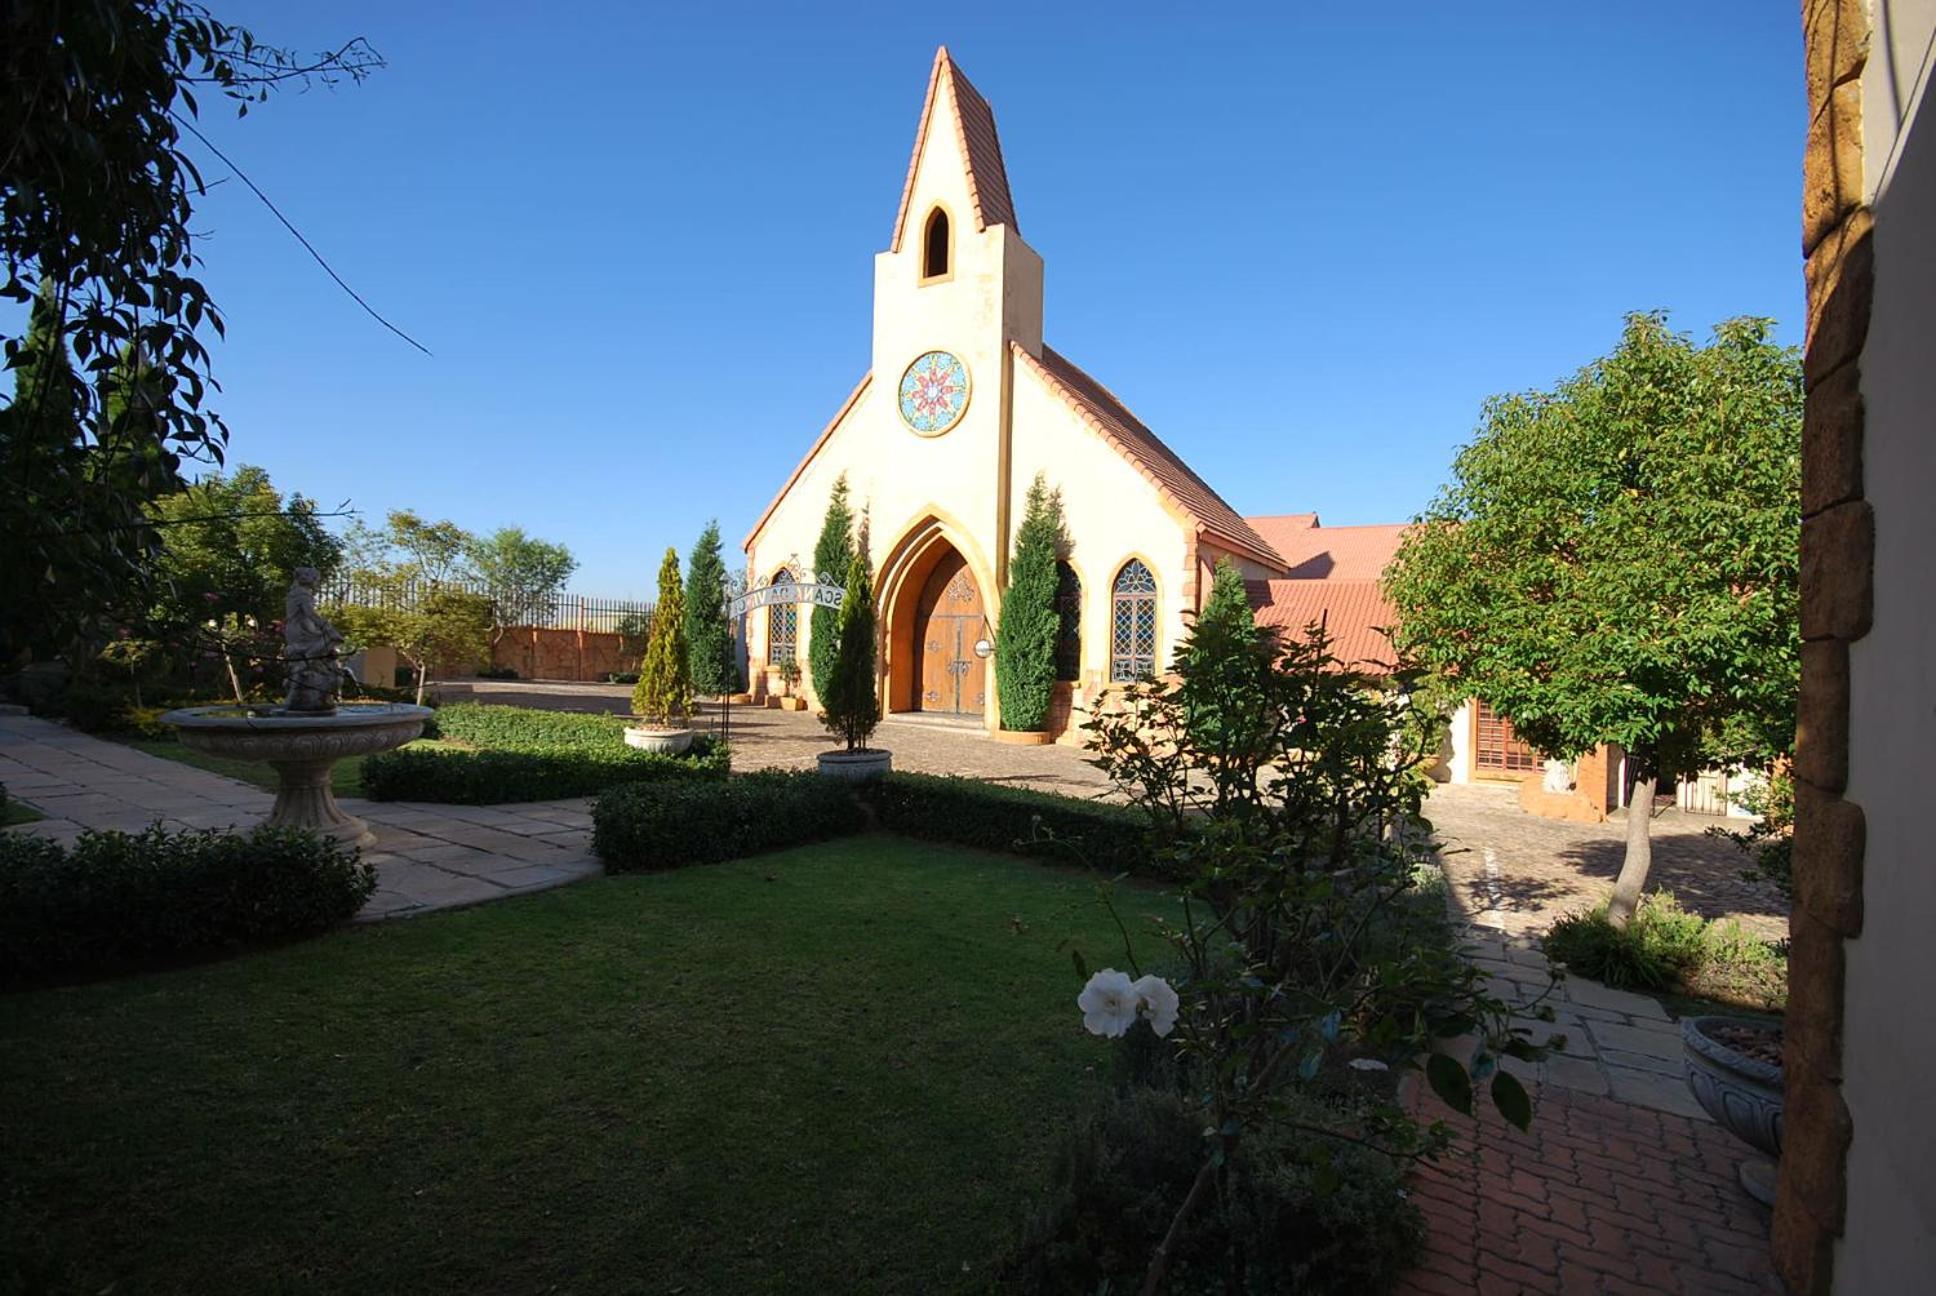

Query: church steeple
[888,47,1020,252]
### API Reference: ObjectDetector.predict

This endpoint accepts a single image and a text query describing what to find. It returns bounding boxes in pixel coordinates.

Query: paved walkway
[0,713,599,921]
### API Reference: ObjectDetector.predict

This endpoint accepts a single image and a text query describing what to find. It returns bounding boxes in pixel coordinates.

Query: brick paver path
[1395,1085,1782,1295]
[1425,781,1787,941]
[0,712,598,920]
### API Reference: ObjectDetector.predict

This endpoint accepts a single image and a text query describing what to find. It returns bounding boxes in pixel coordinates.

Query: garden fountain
[162,568,432,848]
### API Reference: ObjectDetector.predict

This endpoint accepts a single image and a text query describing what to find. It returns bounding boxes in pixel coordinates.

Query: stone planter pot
[624,726,695,755]
[777,697,808,712]
[1683,1015,1784,1205]
[994,729,1052,746]
[818,749,892,780]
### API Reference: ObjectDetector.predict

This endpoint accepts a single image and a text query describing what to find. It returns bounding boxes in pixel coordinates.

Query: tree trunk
[1607,748,1656,929]
[413,657,428,707]
[224,653,246,706]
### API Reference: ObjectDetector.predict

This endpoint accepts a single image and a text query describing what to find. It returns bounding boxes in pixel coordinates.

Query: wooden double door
[914,551,986,715]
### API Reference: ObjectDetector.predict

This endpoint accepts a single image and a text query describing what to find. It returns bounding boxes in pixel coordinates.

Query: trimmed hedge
[363,703,727,803]
[593,771,867,871]
[0,824,375,981]
[864,773,1159,876]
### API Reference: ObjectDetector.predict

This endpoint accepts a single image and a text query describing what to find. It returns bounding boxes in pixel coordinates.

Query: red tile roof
[1019,344,1287,569]
[1246,578,1400,673]
[1244,516,1410,580]
[891,48,1019,252]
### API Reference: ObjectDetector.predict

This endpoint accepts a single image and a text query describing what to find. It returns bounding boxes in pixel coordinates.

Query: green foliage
[808,474,855,703]
[1006,1084,1424,1294]
[0,823,375,981]
[360,702,724,803]
[1386,313,1803,781]
[466,526,576,644]
[995,474,1066,731]
[1080,618,1532,1289]
[1544,893,1787,1008]
[631,548,691,725]
[332,511,494,705]
[818,551,881,751]
[864,772,1159,876]
[683,520,736,696]
[592,772,866,870]
[613,611,652,661]
[1,5,380,660]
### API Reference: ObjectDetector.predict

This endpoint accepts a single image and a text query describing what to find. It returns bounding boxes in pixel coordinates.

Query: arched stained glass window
[1055,562,1082,682]
[767,567,798,666]
[1110,560,1158,682]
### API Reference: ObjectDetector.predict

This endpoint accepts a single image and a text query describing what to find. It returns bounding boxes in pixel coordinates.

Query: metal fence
[327,576,654,635]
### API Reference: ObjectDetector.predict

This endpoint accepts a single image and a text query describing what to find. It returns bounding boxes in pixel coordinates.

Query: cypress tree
[994,474,1066,731]
[683,519,735,696]
[632,547,691,726]
[820,549,881,751]
[808,474,855,704]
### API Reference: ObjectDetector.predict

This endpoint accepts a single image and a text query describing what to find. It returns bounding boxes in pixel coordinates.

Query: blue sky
[180,1,1805,597]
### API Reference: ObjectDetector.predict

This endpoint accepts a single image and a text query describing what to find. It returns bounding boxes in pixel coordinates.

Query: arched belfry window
[922,206,950,280]
[1055,562,1082,682]
[1110,560,1158,682]
[767,567,798,666]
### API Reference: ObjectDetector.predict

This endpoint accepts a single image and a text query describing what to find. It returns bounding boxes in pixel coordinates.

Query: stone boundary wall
[487,628,633,683]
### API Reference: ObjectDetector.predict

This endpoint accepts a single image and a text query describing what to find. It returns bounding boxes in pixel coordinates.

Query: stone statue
[284,566,346,713]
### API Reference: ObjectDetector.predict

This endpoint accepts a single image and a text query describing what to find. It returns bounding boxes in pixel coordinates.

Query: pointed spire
[889,47,1019,251]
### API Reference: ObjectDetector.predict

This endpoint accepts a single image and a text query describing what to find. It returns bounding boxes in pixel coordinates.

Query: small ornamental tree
[683,520,736,697]
[808,474,856,704]
[1385,313,1802,928]
[631,548,691,727]
[467,526,576,649]
[995,474,1066,731]
[1181,558,1268,791]
[819,552,881,751]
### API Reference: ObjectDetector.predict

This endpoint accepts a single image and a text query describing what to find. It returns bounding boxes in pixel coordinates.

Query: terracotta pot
[778,697,808,712]
[993,728,1053,745]
[818,748,892,780]
[624,726,695,755]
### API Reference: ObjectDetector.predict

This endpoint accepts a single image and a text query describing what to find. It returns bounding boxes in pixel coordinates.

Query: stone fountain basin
[162,702,432,848]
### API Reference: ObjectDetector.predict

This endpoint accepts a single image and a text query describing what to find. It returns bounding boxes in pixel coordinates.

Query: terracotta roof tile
[1020,344,1286,569]
[1246,578,1399,673]
[1243,517,1410,581]
[891,48,1019,251]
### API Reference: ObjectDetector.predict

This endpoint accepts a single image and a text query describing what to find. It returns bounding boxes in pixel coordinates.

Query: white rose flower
[1077,969,1139,1038]
[1132,974,1179,1037]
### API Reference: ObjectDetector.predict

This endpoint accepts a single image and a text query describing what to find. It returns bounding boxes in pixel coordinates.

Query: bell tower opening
[921,206,950,281]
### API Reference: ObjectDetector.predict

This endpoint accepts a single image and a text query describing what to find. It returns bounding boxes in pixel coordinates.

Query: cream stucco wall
[1838,4,1936,1285]
[744,60,1200,727]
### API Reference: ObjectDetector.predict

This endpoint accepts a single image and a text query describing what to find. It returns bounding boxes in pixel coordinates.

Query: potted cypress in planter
[626,548,695,754]
[993,474,1064,744]
[816,551,890,780]
[773,658,807,711]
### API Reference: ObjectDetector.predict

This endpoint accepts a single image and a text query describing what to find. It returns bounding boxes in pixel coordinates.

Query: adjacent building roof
[1020,344,1287,569]
[1247,578,1400,673]
[890,47,1019,251]
[1243,515,1409,580]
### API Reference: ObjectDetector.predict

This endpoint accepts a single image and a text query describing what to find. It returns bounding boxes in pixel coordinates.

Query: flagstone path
[0,712,599,921]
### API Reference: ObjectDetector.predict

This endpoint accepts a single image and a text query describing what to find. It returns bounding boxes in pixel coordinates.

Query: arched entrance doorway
[910,549,986,715]
[881,525,992,720]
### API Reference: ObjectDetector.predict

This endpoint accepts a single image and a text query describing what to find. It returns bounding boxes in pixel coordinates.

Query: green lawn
[0,836,1173,1295]
[0,800,43,826]
[122,737,464,799]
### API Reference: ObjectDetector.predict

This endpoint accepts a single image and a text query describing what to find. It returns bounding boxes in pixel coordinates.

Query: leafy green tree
[1180,559,1274,796]
[467,526,576,647]
[683,520,736,697]
[808,474,855,705]
[330,510,487,705]
[2,2,380,660]
[148,464,342,697]
[632,548,691,727]
[820,551,881,751]
[1385,314,1802,927]
[995,474,1066,731]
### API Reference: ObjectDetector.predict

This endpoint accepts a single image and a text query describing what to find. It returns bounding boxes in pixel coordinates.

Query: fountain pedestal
[163,704,432,850]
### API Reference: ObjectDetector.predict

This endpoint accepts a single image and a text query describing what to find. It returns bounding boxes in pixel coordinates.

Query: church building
[744,48,1363,736]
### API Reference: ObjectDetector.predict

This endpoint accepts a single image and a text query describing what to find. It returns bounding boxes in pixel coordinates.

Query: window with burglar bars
[767,568,797,665]
[1110,560,1158,682]
[1474,700,1539,773]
